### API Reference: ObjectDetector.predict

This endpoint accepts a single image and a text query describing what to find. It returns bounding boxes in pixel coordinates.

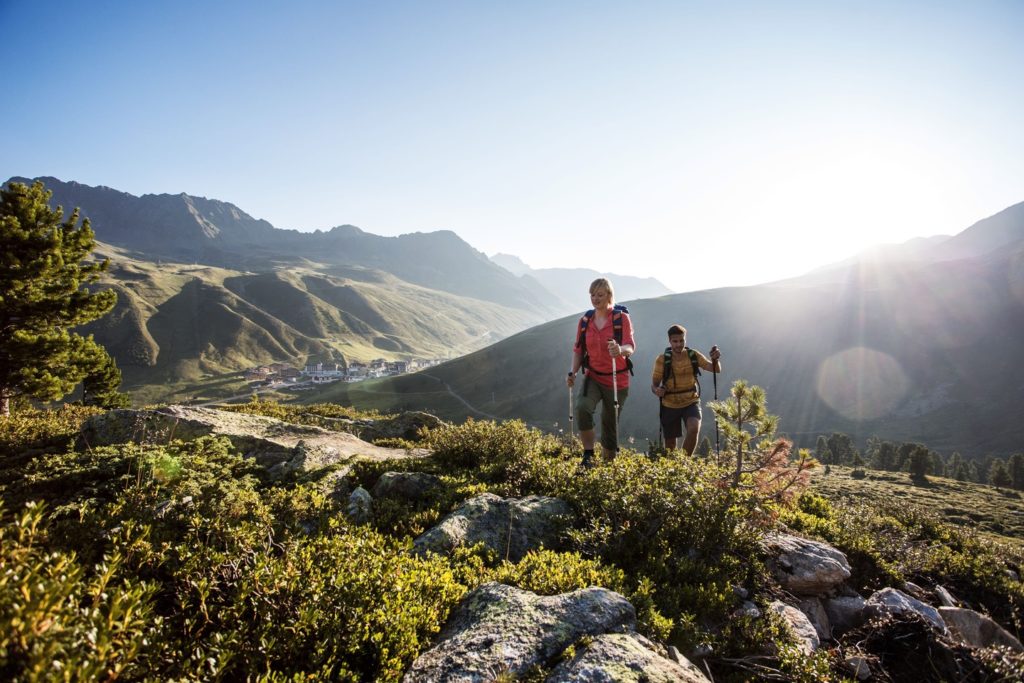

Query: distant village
[243,358,443,389]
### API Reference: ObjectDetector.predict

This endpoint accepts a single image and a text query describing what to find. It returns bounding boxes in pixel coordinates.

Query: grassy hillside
[811,466,1024,546]
[82,244,539,403]
[333,245,1024,457]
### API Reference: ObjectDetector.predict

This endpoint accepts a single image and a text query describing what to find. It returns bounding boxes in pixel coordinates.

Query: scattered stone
[734,601,761,619]
[733,585,749,600]
[403,583,635,682]
[548,632,710,683]
[825,594,867,634]
[347,487,372,524]
[797,597,832,641]
[844,655,871,680]
[762,533,851,595]
[938,606,1024,652]
[866,587,946,633]
[935,585,957,608]
[1007,569,1021,582]
[413,493,572,562]
[770,601,820,655]
[79,405,428,479]
[371,471,442,501]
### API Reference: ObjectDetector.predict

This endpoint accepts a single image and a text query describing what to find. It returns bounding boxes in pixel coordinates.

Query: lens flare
[816,347,908,421]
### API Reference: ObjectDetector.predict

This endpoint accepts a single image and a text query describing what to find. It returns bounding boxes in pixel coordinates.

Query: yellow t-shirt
[652,349,715,409]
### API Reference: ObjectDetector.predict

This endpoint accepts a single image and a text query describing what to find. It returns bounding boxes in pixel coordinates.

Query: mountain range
[10,176,557,315]
[6,176,574,399]
[489,253,674,315]
[304,200,1024,457]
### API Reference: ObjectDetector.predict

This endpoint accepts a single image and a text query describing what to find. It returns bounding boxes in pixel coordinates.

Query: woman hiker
[566,278,635,467]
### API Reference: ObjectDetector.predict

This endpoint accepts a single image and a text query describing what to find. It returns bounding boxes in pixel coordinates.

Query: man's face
[669,333,685,353]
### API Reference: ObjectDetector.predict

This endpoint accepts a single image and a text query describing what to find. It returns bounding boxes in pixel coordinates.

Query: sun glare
[816,346,908,421]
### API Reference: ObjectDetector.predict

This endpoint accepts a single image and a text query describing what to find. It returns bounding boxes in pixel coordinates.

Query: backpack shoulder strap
[661,347,673,384]
[685,348,701,377]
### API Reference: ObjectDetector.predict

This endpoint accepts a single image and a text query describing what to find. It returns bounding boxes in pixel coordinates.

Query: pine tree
[815,435,832,465]
[954,461,970,481]
[908,445,931,482]
[827,432,855,465]
[708,380,815,500]
[1008,453,1024,491]
[874,441,897,471]
[695,436,712,458]
[946,452,964,479]
[0,181,117,415]
[81,349,130,409]
[989,459,1012,489]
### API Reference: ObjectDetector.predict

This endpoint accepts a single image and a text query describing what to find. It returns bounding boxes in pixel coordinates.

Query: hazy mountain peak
[491,253,531,276]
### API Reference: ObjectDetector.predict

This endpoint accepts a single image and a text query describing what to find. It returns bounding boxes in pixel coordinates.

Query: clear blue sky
[3,0,1023,292]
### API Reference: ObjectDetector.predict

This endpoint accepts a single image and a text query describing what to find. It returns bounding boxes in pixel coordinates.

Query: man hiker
[651,324,721,455]
[566,278,635,467]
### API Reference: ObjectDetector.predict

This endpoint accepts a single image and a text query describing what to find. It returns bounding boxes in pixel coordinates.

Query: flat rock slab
[79,405,428,478]
[414,493,572,562]
[403,582,635,683]
[548,632,710,683]
[762,533,851,596]
[939,606,1024,652]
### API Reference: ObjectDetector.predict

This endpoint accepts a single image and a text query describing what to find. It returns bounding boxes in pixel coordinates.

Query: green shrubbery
[782,492,1024,631]
[5,401,1020,681]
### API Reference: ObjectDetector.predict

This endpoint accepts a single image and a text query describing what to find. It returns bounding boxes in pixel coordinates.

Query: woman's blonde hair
[589,277,614,302]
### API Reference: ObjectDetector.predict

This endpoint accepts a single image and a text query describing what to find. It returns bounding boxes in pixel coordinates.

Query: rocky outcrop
[358,411,445,442]
[769,601,820,655]
[413,493,572,562]
[78,405,428,478]
[403,583,635,682]
[762,533,851,596]
[371,471,442,501]
[547,632,710,683]
[866,587,947,633]
[939,606,1024,652]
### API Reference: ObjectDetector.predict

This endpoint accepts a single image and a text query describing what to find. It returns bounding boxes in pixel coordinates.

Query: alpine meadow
[4,2,1024,681]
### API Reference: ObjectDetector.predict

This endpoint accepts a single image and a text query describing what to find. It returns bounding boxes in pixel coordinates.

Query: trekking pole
[611,346,620,453]
[713,352,720,459]
[568,382,575,440]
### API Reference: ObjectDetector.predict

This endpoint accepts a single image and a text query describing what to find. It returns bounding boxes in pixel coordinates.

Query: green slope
[82,244,539,403]
[327,246,1024,457]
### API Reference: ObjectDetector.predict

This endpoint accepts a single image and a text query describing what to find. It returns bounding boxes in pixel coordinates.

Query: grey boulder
[769,601,820,655]
[413,493,572,562]
[762,533,851,596]
[866,587,947,633]
[938,606,1024,652]
[547,632,710,683]
[403,583,635,683]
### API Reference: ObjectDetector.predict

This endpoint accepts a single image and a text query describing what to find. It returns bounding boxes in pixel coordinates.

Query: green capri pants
[575,376,629,453]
